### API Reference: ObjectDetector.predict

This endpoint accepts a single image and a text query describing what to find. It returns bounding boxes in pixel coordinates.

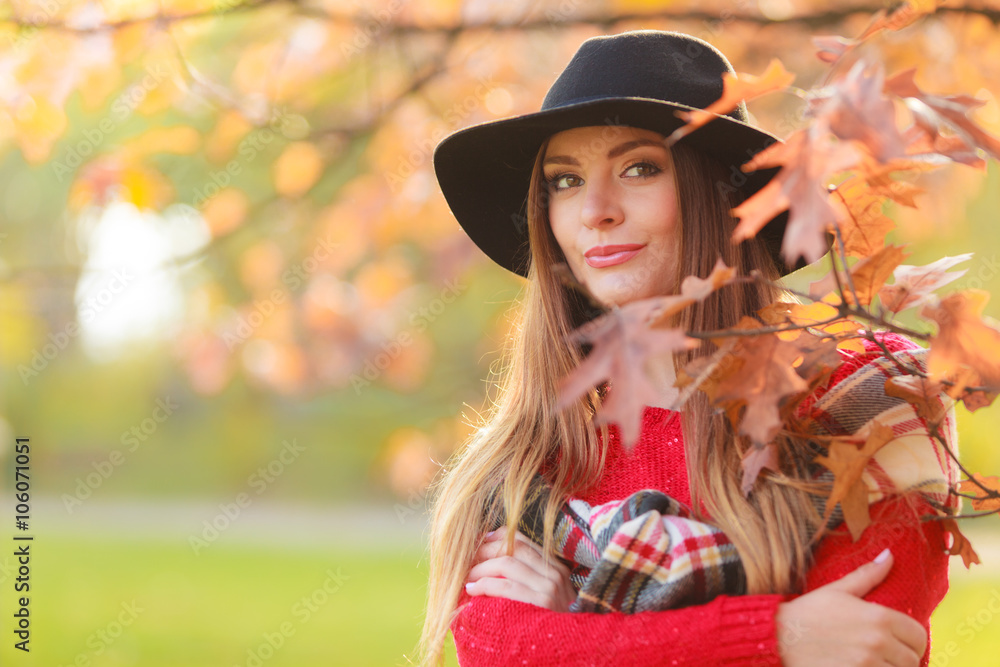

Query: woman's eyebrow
[606,138,666,159]
[543,138,666,167]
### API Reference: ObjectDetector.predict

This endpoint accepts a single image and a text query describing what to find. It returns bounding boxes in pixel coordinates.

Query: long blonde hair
[417,136,825,666]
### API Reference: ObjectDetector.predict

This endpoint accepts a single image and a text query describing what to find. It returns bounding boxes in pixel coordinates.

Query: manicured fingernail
[485,530,496,538]
[465,581,475,591]
[874,548,891,564]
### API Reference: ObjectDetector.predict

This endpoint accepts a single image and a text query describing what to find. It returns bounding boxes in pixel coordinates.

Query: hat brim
[434,97,791,277]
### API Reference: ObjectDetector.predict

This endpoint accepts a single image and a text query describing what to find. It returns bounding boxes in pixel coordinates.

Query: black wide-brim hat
[434,30,792,277]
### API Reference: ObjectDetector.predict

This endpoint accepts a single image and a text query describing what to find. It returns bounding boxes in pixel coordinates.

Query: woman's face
[543,126,680,307]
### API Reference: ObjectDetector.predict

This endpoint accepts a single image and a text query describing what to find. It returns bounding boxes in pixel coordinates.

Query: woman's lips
[584,244,645,268]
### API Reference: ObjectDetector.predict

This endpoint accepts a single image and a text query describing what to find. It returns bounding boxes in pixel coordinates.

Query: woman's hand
[776,549,927,667]
[464,526,577,612]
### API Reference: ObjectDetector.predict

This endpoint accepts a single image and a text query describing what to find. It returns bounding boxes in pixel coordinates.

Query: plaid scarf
[498,344,958,615]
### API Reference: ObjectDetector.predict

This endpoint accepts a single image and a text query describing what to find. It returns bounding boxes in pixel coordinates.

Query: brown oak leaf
[809,245,909,307]
[859,0,941,41]
[921,290,1000,397]
[668,59,794,145]
[811,60,910,163]
[557,299,699,449]
[856,157,934,208]
[813,35,856,64]
[711,324,811,446]
[648,259,736,327]
[878,254,972,313]
[884,375,947,423]
[733,123,858,266]
[941,518,981,569]
[956,474,1000,513]
[740,443,779,497]
[831,176,897,258]
[814,422,896,541]
[886,68,1000,163]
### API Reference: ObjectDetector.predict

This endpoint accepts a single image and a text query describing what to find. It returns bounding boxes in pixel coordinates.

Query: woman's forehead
[544,125,669,158]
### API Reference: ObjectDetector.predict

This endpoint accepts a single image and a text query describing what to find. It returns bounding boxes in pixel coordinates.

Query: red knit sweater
[451,339,952,666]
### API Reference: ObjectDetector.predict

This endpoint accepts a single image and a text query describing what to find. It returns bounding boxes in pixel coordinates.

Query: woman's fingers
[465,528,576,611]
[818,548,894,598]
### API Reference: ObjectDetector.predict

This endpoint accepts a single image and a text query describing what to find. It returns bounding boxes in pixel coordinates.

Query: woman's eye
[622,161,661,178]
[547,174,582,191]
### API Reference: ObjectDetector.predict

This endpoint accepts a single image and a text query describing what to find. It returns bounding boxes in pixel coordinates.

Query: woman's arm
[453,494,949,667]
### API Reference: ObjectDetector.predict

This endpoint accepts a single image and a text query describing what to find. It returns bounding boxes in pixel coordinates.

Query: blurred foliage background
[0,0,999,665]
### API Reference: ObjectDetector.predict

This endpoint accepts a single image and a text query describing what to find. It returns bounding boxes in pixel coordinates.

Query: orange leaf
[956,474,1000,513]
[740,443,779,497]
[884,375,947,422]
[848,245,910,306]
[921,290,1000,392]
[814,422,896,541]
[558,299,699,449]
[669,59,794,144]
[879,254,971,313]
[831,177,896,258]
[733,126,858,265]
[648,259,736,326]
[712,329,811,446]
[941,518,981,569]
[887,68,1000,163]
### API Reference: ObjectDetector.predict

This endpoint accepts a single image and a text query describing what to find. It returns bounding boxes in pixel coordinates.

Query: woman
[420,30,956,666]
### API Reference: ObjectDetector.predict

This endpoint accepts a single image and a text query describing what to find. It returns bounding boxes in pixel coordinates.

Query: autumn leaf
[647,259,736,326]
[813,35,856,64]
[858,0,941,41]
[886,68,1000,162]
[710,321,811,446]
[668,59,794,144]
[956,474,1000,513]
[557,299,699,449]
[856,157,934,208]
[941,518,981,568]
[831,177,896,258]
[921,291,1000,406]
[811,60,910,163]
[733,123,858,265]
[884,375,947,422]
[878,254,972,313]
[740,443,779,497]
[814,422,896,541]
[848,245,910,306]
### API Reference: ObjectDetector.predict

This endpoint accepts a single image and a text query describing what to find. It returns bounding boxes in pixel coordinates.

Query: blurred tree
[1,0,999,489]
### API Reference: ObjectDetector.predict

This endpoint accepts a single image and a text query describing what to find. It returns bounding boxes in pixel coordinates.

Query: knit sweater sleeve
[450,494,950,667]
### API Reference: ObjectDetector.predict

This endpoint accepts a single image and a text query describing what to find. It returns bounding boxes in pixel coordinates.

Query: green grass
[0,533,995,667]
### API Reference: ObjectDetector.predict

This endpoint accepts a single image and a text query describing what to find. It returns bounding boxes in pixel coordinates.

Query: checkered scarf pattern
[503,344,959,615]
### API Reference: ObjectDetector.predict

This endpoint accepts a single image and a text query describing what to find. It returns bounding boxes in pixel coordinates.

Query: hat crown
[541,30,747,123]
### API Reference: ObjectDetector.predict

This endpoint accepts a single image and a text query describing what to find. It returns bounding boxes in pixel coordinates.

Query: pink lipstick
[584,244,645,268]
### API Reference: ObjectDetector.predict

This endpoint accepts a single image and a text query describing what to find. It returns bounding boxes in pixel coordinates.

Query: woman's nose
[580,174,624,230]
